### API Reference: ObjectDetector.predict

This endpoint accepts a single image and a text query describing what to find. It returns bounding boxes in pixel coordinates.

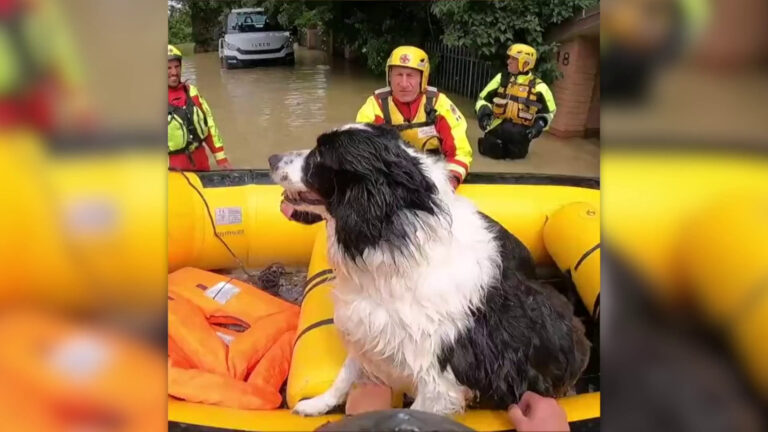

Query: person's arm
[345,382,393,415]
[475,72,501,113]
[474,73,501,131]
[475,73,502,114]
[355,96,385,124]
[533,79,556,130]
[525,79,557,140]
[434,94,472,187]
[507,391,570,432]
[198,94,230,168]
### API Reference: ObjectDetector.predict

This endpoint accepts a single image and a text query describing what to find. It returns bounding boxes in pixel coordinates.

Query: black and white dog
[268,124,589,416]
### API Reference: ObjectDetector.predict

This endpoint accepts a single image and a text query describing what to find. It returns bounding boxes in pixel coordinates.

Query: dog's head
[268,123,448,260]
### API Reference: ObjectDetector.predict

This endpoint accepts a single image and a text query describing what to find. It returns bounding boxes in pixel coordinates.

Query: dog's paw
[292,395,339,417]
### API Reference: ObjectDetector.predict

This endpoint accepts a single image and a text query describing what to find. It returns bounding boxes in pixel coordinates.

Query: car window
[225,12,282,34]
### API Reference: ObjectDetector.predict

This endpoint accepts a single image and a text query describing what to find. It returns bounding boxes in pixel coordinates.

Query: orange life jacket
[0,310,167,432]
[168,267,300,410]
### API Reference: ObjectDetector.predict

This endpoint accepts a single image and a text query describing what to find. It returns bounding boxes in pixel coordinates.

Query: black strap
[380,94,393,125]
[375,87,394,125]
[377,88,438,128]
[302,269,333,291]
[392,121,434,132]
[511,96,543,109]
[574,243,600,272]
[424,87,438,124]
[301,273,336,304]
[293,318,335,347]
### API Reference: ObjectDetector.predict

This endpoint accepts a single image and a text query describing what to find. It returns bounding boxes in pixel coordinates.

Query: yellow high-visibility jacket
[475,72,556,131]
[357,86,473,183]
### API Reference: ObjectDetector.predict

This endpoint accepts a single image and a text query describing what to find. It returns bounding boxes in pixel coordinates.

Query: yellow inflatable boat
[168,169,601,432]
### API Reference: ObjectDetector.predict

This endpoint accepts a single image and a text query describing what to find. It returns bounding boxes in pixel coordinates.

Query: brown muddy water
[181,47,599,177]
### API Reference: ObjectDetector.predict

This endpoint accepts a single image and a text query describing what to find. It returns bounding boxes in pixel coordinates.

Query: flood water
[181,47,599,177]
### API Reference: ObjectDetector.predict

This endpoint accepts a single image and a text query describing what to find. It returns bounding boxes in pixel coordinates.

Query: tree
[186,0,261,52]
[322,1,438,75]
[183,0,289,52]
[177,0,599,83]
[431,0,598,83]
[168,1,192,45]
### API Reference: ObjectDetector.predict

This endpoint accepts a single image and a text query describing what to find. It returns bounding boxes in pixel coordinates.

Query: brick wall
[585,70,600,138]
[549,36,599,138]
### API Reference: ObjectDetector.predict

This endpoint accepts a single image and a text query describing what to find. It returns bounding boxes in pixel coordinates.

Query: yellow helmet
[507,43,537,73]
[168,44,183,62]
[386,46,430,91]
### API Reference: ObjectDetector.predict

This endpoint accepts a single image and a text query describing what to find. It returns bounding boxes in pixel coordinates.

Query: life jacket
[0,0,48,97]
[168,84,209,154]
[0,0,58,131]
[374,86,442,154]
[0,310,167,431]
[167,267,300,409]
[492,72,543,127]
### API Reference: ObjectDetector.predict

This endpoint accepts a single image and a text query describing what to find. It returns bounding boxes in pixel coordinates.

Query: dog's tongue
[280,200,296,220]
[280,199,324,225]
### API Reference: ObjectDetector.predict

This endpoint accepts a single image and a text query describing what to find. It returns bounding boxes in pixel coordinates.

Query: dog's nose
[268,154,283,170]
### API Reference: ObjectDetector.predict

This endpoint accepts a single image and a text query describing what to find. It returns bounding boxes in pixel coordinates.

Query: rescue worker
[168,45,231,170]
[356,46,472,189]
[475,43,556,160]
[0,0,94,134]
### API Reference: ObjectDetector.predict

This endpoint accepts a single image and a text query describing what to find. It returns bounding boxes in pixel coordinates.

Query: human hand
[477,105,493,131]
[345,382,392,415]
[218,160,233,170]
[526,118,547,140]
[449,175,460,190]
[507,392,569,432]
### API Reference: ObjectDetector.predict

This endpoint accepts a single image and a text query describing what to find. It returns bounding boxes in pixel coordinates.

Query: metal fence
[425,41,500,102]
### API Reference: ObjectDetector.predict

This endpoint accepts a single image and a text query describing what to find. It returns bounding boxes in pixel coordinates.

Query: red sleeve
[434,114,468,179]
[203,134,228,165]
[435,114,456,159]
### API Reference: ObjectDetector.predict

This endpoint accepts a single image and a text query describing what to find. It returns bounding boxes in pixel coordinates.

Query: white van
[218,8,295,68]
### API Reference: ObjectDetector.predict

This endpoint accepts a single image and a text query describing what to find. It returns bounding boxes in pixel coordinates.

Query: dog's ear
[385,150,436,196]
[378,139,440,215]
[332,179,382,260]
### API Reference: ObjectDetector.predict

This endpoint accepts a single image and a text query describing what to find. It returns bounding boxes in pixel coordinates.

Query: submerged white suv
[218,8,295,68]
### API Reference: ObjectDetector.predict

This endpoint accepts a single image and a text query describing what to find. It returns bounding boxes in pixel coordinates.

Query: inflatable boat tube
[286,226,347,408]
[678,197,768,395]
[169,391,599,432]
[543,202,601,318]
[168,171,600,271]
[168,171,321,272]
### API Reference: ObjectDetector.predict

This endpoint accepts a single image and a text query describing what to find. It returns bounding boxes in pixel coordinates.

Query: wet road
[182,47,599,177]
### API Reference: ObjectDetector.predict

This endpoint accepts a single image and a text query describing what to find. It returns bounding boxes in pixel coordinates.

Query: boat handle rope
[173,169,258,280]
